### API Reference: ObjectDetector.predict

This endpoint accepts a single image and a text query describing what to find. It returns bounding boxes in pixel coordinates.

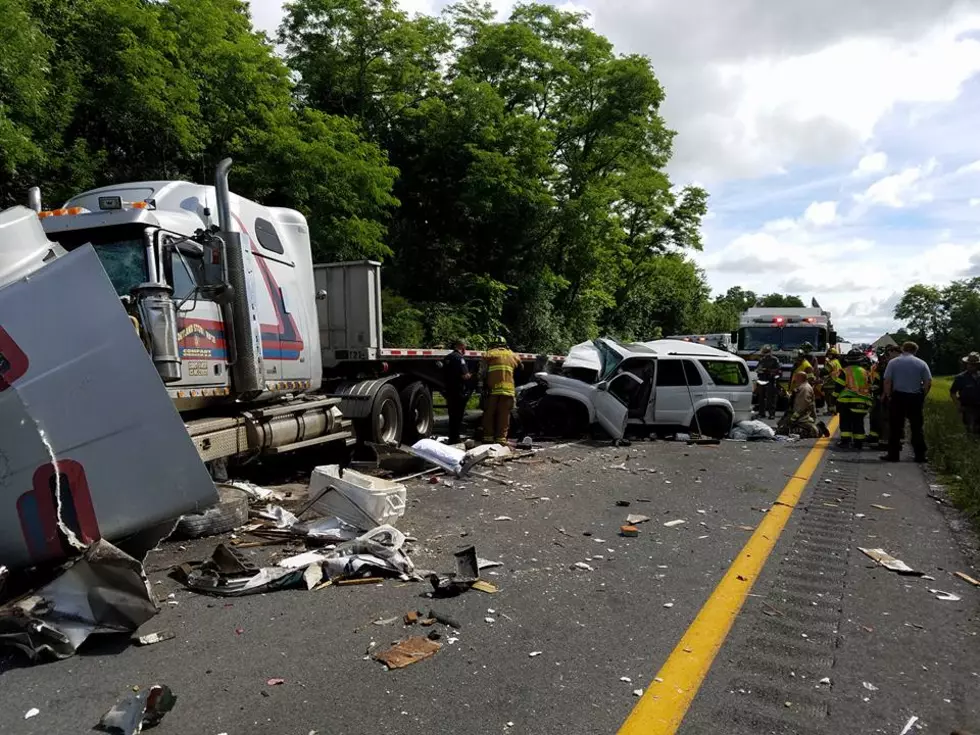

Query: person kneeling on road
[777,372,829,439]
[481,336,521,445]
[950,351,980,436]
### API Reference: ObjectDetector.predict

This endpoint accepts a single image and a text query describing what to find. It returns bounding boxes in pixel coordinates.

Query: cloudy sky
[248,0,980,342]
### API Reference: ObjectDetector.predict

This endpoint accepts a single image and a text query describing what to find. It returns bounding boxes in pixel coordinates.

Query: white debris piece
[529,651,543,657]
[620,676,632,683]
[24,708,39,720]
[494,516,514,522]
[818,677,831,686]
[572,562,594,572]
[899,716,919,735]
[663,519,686,527]
[485,617,496,623]
[929,589,962,601]
[632,689,644,697]
[862,681,878,692]
[625,514,651,524]
[663,602,674,608]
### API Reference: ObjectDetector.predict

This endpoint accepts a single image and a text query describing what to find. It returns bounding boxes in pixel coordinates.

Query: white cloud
[970,197,980,207]
[803,201,839,227]
[855,158,938,208]
[853,151,888,176]
[956,159,980,175]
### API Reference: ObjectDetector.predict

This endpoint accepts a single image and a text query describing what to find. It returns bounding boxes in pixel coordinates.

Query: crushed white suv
[517,338,753,440]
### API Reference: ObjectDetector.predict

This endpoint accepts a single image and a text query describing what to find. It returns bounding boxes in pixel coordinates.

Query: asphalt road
[1,434,977,734]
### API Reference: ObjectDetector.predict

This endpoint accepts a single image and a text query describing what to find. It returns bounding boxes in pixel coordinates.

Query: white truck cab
[524,338,753,439]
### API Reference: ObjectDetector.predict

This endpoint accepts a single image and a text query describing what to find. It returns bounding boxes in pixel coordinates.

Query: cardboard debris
[373,636,441,669]
[858,548,921,576]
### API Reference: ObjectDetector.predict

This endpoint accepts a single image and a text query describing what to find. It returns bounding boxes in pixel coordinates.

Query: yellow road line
[617,417,839,734]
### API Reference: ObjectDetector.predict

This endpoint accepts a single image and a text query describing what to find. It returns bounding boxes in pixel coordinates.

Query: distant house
[871,334,898,351]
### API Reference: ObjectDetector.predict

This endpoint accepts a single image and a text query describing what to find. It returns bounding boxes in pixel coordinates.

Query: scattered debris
[484,617,496,624]
[529,651,542,657]
[427,545,479,597]
[494,516,514,522]
[929,589,962,602]
[620,676,632,683]
[404,611,419,625]
[428,609,461,629]
[373,617,399,627]
[620,526,639,537]
[179,543,309,597]
[632,689,643,697]
[869,504,894,511]
[373,636,441,669]
[471,580,499,594]
[0,540,159,663]
[898,715,919,735]
[862,681,878,692]
[572,562,594,572]
[267,678,285,686]
[625,514,651,525]
[818,677,831,686]
[95,684,176,734]
[136,631,175,646]
[858,548,921,576]
[663,602,674,608]
[24,708,39,720]
[954,571,980,587]
[663,519,686,527]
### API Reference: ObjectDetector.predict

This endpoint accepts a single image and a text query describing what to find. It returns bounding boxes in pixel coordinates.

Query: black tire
[173,485,248,539]
[400,381,433,444]
[359,383,403,446]
[691,406,732,439]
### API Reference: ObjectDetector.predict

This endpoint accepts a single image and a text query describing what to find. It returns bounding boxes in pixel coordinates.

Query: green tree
[756,293,806,308]
[715,287,758,314]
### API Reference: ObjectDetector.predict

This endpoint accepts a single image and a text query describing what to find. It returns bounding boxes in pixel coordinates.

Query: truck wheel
[173,485,248,539]
[400,381,433,444]
[691,406,732,440]
[360,383,403,446]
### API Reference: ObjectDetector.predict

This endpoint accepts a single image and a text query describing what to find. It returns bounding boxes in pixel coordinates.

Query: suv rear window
[699,360,749,386]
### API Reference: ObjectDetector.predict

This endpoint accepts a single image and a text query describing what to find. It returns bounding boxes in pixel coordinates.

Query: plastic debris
[632,689,643,697]
[869,504,893,511]
[373,636,441,669]
[572,562,594,572]
[858,548,921,576]
[929,589,962,602]
[494,516,514,522]
[663,519,686,527]
[24,708,39,720]
[663,602,674,608]
[620,676,632,683]
[529,651,542,657]
[95,684,176,734]
[267,678,285,686]
[625,514,651,524]
[862,681,878,692]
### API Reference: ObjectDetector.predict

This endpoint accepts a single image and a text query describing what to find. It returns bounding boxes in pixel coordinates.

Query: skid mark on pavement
[617,418,839,735]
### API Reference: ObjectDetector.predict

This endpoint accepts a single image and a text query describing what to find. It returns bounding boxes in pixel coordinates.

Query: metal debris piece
[869,504,893,511]
[929,589,962,602]
[898,715,919,735]
[663,519,686,527]
[858,548,921,576]
[136,631,175,646]
[625,514,651,524]
[373,636,441,669]
[95,684,176,734]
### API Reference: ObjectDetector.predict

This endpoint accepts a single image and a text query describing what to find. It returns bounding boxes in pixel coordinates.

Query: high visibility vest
[793,358,813,380]
[839,365,872,404]
[485,348,520,396]
[826,358,844,385]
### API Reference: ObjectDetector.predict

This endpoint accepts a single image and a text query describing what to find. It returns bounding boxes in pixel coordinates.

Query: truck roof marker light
[131,201,150,210]
[804,317,815,323]
[37,211,54,219]
[66,206,85,215]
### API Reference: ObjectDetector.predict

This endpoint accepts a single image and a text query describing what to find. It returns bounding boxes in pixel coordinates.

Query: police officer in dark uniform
[442,340,472,445]
[951,351,980,435]
[757,345,781,419]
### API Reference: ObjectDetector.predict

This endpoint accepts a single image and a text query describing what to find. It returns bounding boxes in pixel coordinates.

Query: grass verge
[924,376,980,524]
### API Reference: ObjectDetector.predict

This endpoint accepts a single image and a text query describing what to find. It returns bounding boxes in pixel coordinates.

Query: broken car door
[592,366,648,439]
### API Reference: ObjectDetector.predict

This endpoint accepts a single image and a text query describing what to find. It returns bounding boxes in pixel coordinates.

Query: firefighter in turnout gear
[481,337,521,444]
[837,348,873,450]
[791,342,815,387]
[822,347,844,416]
[757,345,782,419]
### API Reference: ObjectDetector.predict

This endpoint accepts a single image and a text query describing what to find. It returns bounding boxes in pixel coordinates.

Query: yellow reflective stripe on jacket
[485,348,519,396]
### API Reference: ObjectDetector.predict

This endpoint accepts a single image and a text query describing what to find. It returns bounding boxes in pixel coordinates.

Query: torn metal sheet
[293,517,360,544]
[372,636,441,669]
[858,547,921,576]
[96,684,176,734]
[0,540,159,662]
[181,545,309,597]
[323,524,416,581]
[0,246,217,570]
[256,504,300,529]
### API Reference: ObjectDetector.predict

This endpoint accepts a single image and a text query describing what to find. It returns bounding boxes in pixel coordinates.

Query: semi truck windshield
[49,225,148,296]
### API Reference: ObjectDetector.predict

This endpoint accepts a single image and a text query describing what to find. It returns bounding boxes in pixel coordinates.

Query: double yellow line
[618,418,839,734]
